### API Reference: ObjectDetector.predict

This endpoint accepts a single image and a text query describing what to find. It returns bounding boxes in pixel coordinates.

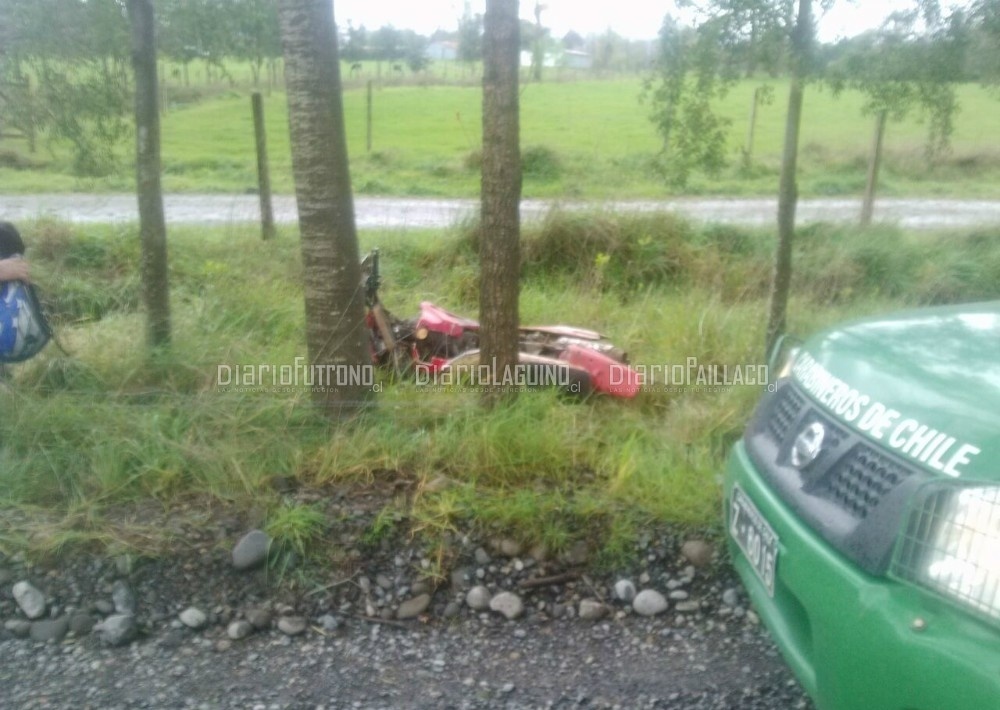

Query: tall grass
[2,214,998,563]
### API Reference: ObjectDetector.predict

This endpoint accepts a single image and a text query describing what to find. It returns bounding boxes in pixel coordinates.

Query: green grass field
[2,71,999,198]
[3,214,999,564]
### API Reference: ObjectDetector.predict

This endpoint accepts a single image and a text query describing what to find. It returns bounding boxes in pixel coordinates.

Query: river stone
[319,614,343,632]
[12,581,47,620]
[497,538,523,558]
[30,616,69,643]
[69,612,96,637]
[179,607,208,630]
[246,608,272,630]
[633,589,669,617]
[227,620,254,640]
[112,580,137,615]
[489,592,524,620]
[96,614,138,646]
[578,599,608,621]
[396,593,431,620]
[232,530,271,570]
[4,619,31,638]
[614,579,637,603]
[722,587,741,608]
[680,539,714,568]
[465,585,492,611]
[277,616,307,636]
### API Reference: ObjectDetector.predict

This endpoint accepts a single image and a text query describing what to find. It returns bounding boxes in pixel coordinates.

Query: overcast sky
[332,1,924,44]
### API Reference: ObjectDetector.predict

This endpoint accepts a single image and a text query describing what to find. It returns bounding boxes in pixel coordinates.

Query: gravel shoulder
[0,503,814,710]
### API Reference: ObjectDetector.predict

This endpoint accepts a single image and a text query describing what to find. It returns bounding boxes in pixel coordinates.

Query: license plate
[729,485,778,596]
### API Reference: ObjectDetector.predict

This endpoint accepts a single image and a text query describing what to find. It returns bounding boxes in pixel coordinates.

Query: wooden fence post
[861,110,888,228]
[251,92,276,241]
[366,80,373,154]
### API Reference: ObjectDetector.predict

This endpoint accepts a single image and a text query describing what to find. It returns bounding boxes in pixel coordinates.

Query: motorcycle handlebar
[363,248,381,306]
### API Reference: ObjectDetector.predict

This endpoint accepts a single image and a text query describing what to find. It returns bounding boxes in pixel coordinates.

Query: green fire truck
[724,302,1000,710]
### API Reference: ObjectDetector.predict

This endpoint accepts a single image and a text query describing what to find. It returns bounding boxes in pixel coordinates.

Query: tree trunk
[127,0,171,349]
[479,0,521,405]
[276,0,370,417]
[861,109,888,228]
[765,0,811,358]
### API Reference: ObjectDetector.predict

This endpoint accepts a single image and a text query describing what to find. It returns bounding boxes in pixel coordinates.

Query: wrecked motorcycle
[361,249,641,398]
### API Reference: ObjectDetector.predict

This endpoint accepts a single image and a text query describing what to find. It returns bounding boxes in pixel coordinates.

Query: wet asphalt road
[1,194,999,230]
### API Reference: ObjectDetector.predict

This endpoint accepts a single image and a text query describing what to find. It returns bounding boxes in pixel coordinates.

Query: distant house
[519,50,559,68]
[561,50,592,70]
[426,41,458,61]
[520,49,592,71]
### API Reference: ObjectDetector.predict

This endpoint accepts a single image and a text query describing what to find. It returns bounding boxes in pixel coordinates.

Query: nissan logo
[791,421,826,468]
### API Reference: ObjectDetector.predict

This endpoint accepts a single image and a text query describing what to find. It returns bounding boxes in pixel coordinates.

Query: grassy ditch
[2,214,999,570]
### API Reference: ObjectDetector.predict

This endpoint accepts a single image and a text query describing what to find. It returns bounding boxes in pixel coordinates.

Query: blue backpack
[0,278,52,363]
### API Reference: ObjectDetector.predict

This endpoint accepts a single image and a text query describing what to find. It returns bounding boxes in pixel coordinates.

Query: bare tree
[127,0,171,349]
[479,0,521,404]
[276,0,370,416]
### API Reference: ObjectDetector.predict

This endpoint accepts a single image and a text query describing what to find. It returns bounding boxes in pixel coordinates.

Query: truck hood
[790,301,1000,481]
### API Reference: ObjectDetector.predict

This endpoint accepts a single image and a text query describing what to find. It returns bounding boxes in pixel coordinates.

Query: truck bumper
[724,441,1000,710]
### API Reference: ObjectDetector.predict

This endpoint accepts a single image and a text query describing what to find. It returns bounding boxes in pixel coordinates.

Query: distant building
[561,50,592,70]
[520,49,592,70]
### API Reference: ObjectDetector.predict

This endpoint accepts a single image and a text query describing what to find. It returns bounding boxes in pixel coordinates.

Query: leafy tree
[342,22,369,63]
[645,16,733,186]
[275,0,370,417]
[228,0,282,87]
[649,0,835,353]
[458,2,484,67]
[0,0,132,175]
[967,0,1000,80]
[157,0,219,85]
[828,3,969,224]
[479,0,521,404]
[371,25,403,64]
[645,0,830,354]
[399,30,431,73]
[365,26,428,72]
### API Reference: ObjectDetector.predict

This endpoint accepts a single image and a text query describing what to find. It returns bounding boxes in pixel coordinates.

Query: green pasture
[2,72,999,198]
[2,213,999,565]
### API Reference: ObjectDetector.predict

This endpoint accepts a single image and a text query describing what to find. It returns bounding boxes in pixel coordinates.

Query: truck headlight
[894,485,1000,622]
[768,335,800,382]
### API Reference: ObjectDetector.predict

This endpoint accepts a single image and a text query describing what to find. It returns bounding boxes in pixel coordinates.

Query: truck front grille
[767,385,805,443]
[747,381,930,574]
[819,444,915,519]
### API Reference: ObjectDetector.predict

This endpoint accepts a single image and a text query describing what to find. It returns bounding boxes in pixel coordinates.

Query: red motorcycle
[362,249,640,398]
